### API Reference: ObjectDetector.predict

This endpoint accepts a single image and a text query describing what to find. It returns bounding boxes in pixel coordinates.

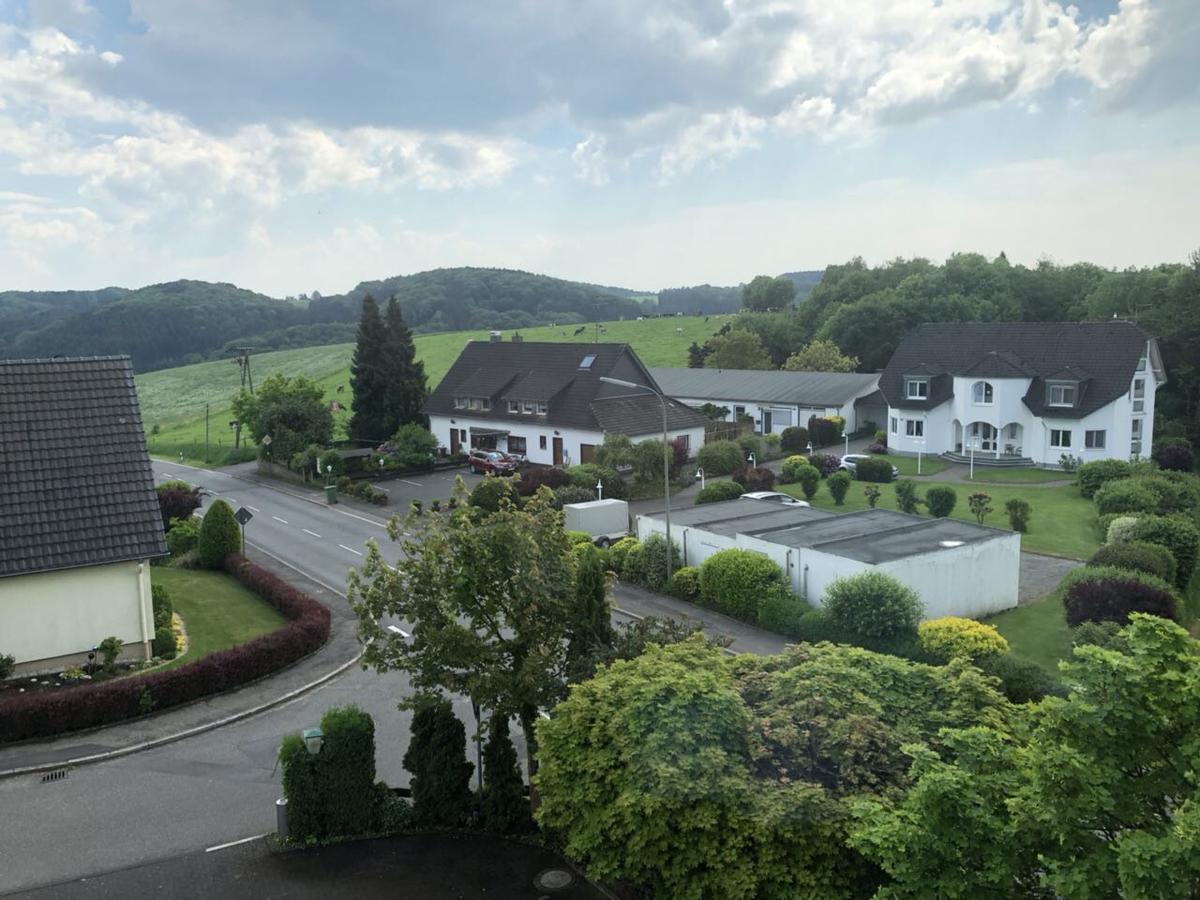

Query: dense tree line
[348,295,428,444]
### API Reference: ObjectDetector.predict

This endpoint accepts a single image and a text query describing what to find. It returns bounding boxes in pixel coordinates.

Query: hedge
[1087,541,1178,585]
[1076,459,1133,499]
[806,453,841,477]
[567,464,628,500]
[1128,515,1200,589]
[669,566,702,602]
[731,466,776,492]
[1153,441,1195,473]
[1135,472,1200,516]
[1093,479,1158,517]
[0,554,331,743]
[696,440,745,476]
[516,466,572,497]
[1059,565,1181,627]
[807,415,840,447]
[780,426,810,454]
[699,548,788,623]
[696,481,744,505]
[853,456,894,483]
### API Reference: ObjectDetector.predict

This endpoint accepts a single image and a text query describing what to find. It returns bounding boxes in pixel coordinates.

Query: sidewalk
[0,550,362,777]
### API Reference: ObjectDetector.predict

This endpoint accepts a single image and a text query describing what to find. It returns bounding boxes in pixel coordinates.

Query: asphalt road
[0,461,785,895]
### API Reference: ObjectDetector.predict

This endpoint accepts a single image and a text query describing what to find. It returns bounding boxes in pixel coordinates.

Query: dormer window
[456,396,490,411]
[454,397,466,409]
[972,381,994,404]
[1047,383,1076,407]
[508,400,520,414]
[906,379,929,400]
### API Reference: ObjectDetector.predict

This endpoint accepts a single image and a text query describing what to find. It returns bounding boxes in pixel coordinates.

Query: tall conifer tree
[381,296,428,437]
[348,294,388,442]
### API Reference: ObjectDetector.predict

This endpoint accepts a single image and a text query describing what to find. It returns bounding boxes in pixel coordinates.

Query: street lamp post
[600,376,673,584]
[596,479,604,501]
[747,452,756,469]
[696,467,705,491]
[806,441,814,456]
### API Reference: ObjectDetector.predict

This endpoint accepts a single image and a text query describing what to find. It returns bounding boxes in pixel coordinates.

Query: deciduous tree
[782,339,859,372]
[701,329,773,370]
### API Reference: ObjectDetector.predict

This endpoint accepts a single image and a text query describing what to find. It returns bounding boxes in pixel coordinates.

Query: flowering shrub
[731,466,776,492]
[918,617,1009,662]
[806,453,841,477]
[866,442,888,455]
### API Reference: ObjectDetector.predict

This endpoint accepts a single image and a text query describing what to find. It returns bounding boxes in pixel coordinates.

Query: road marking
[245,540,346,597]
[336,508,387,529]
[387,625,410,638]
[302,528,322,538]
[338,544,363,556]
[400,479,420,486]
[272,516,289,524]
[247,506,260,513]
[206,833,267,853]
[227,498,238,505]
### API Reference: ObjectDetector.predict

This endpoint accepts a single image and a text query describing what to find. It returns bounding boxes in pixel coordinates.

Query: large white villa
[879,322,1165,467]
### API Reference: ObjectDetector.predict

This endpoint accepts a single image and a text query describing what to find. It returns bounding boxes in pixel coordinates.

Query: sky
[0,0,1197,297]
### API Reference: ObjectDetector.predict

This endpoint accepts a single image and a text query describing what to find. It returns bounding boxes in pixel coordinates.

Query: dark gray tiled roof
[649,367,879,407]
[1,356,168,578]
[424,341,707,434]
[880,322,1155,419]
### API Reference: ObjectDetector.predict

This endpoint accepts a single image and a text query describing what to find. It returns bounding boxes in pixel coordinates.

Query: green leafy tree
[348,294,388,443]
[702,329,773,370]
[381,296,428,436]
[782,339,859,372]
[198,499,241,568]
[827,470,851,505]
[482,710,529,833]
[402,697,474,828]
[967,491,993,525]
[566,544,615,683]
[823,570,923,645]
[594,432,635,469]
[232,373,333,463]
[349,483,575,791]
[742,275,796,311]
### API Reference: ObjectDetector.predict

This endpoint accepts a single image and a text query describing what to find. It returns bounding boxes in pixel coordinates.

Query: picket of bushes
[0,554,331,743]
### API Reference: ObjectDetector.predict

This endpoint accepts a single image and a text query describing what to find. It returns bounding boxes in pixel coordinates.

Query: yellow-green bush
[917,617,1009,662]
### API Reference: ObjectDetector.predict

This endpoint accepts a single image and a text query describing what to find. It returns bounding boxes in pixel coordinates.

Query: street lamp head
[302,727,324,755]
[599,375,640,390]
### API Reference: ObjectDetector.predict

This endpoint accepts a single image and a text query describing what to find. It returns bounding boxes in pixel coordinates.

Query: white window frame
[535,401,548,415]
[454,397,466,410]
[972,381,993,405]
[1132,378,1145,413]
[890,416,898,434]
[468,398,483,411]
[906,379,929,400]
[522,401,535,415]
[1048,384,1076,407]
[508,400,520,414]
[905,419,924,437]
[1050,429,1072,449]
[1085,430,1106,449]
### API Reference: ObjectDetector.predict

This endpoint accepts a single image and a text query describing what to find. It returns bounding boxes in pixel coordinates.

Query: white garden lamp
[695,467,705,490]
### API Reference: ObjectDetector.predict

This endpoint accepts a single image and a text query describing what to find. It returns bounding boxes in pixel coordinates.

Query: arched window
[972,381,993,404]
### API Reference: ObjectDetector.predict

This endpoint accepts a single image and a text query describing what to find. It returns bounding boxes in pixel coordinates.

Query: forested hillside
[658,270,822,314]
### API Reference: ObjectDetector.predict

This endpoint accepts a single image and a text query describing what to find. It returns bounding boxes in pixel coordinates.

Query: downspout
[137,561,152,660]
[802,564,810,604]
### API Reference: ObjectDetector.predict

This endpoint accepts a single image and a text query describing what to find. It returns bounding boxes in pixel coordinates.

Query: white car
[838,454,900,479]
[740,491,810,507]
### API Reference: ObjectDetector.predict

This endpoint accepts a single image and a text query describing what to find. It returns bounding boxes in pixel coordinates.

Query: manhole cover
[533,868,574,891]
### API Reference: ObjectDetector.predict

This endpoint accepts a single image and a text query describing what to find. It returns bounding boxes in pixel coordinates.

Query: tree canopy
[742,275,797,311]
[231,372,332,463]
[702,329,773,370]
[783,339,859,372]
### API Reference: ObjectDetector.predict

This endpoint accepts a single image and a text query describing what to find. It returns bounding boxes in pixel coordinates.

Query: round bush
[1076,459,1133,499]
[198,500,241,568]
[925,485,957,518]
[567,464,628,500]
[1106,515,1142,545]
[469,476,520,513]
[1153,441,1195,473]
[607,536,639,575]
[975,653,1062,703]
[807,416,839,447]
[731,466,776,492]
[826,471,851,505]
[917,617,1009,662]
[624,533,679,592]
[806,453,840,477]
[866,442,888,455]
[1060,565,1181,627]
[696,440,745,476]
[780,426,810,454]
[669,566,701,602]
[152,626,177,660]
[790,608,850,644]
[1004,498,1032,532]
[1087,541,1177,584]
[779,455,809,485]
[1128,515,1199,588]
[1071,620,1128,652]
[1093,479,1158,517]
[696,481,744,505]
[822,571,923,644]
[757,588,809,637]
[853,456,894,483]
[317,448,343,478]
[1135,472,1200,516]
[553,485,598,508]
[794,464,821,501]
[699,548,787,623]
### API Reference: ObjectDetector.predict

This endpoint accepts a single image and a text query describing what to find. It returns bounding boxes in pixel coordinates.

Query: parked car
[468,449,517,475]
[838,454,900,479]
[740,491,810,508]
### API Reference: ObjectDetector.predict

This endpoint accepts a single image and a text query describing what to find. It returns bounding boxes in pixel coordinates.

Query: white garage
[635,499,1019,619]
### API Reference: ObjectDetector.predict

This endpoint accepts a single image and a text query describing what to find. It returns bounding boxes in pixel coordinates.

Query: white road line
[227,498,238,505]
[272,516,289,524]
[338,544,363,556]
[387,625,410,638]
[247,506,260,512]
[400,479,420,486]
[303,528,322,538]
[206,834,267,853]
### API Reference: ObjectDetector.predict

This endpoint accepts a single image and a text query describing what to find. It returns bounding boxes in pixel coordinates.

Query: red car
[468,449,517,475]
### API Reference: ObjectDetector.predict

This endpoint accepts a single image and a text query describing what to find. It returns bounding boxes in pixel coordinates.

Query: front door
[553,436,564,466]
[450,429,460,455]
[579,443,595,464]
[762,410,772,434]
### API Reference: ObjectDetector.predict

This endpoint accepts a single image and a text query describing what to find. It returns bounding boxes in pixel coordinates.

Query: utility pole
[231,347,255,448]
[205,403,210,460]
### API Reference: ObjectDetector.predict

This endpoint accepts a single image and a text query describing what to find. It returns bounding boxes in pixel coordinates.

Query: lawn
[151,567,287,670]
[888,455,947,477]
[138,315,723,465]
[778,479,1100,559]
[985,596,1072,677]
[961,467,1075,485]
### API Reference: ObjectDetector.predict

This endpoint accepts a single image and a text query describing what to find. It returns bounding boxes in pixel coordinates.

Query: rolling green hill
[139,315,724,464]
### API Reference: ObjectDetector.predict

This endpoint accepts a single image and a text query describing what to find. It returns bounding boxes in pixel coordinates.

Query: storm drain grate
[40,768,69,784]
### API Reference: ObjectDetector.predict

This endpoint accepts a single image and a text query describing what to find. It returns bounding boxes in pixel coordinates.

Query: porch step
[939,451,1035,468]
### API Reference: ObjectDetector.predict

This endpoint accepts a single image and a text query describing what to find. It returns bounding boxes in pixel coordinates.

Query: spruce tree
[482,710,529,833]
[402,697,474,827]
[566,544,616,682]
[348,294,388,443]
[381,296,428,438]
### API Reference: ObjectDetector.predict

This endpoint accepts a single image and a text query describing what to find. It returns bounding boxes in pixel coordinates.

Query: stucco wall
[878,533,1020,618]
[0,560,153,670]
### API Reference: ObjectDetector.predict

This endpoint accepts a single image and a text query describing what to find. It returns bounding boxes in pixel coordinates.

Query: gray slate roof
[424,341,709,436]
[879,322,1157,419]
[649,367,880,407]
[1,356,168,578]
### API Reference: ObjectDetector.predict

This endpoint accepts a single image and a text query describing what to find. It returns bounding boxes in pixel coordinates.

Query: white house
[879,322,1165,467]
[424,338,709,466]
[636,499,1020,619]
[0,356,169,674]
[648,367,884,435]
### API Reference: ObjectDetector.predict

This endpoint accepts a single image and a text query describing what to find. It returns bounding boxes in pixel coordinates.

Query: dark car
[468,449,517,475]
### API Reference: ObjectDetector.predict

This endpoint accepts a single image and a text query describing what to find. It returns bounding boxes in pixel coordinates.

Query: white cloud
[1076,0,1157,90]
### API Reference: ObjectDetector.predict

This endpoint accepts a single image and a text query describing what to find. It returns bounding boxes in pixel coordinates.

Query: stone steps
[940,451,1035,468]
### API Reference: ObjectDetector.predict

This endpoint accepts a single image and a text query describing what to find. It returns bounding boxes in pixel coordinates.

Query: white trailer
[564,499,630,547]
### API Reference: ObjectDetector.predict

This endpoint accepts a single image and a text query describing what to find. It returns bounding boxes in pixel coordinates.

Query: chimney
[489,331,502,343]
[512,332,524,343]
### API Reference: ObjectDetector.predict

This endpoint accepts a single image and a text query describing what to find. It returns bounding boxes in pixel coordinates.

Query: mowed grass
[151,567,286,671]
[778,480,1100,559]
[889,456,947,477]
[138,315,724,464]
[985,596,1073,677]
[961,467,1075,485]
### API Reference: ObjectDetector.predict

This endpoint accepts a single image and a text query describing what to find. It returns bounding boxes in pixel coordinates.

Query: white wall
[0,560,153,671]
[879,533,1020,618]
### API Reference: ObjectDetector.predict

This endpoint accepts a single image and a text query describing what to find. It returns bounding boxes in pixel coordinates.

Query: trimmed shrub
[696,481,744,505]
[866,442,888,455]
[975,654,1062,703]
[1005,498,1032,532]
[0,555,330,743]
[794,464,821,501]
[779,455,808,484]
[757,587,809,637]
[1135,472,1200,516]
[791,608,850,644]
[1076,458,1133,499]
[1128,515,1200,588]
[853,456,894,483]
[566,530,593,546]
[696,440,745,476]
[826,471,851,505]
[780,426,810,454]
[567,464,628,500]
[482,711,529,834]
[1071,620,1128,653]
[469,476,520,513]
[864,485,882,508]
[516,465,571,497]
[1060,565,1180,627]
[624,533,679,592]
[918,617,1008,662]
[699,548,788,623]
[822,571,923,645]
[403,697,474,828]
[607,536,639,575]
[553,485,597,508]
[669,566,702,602]
[151,583,174,629]
[165,515,202,557]
[318,448,343,478]
[1153,440,1195,473]
[1093,479,1158,517]
[0,654,14,680]
[737,433,764,464]
[198,500,241,568]
[807,453,841,477]
[925,485,957,518]
[967,491,993,525]
[1087,541,1178,584]
[1107,515,1142,545]
[152,626,176,659]
[731,466,776,492]
[894,480,921,514]
[807,415,839,447]
[155,481,202,531]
